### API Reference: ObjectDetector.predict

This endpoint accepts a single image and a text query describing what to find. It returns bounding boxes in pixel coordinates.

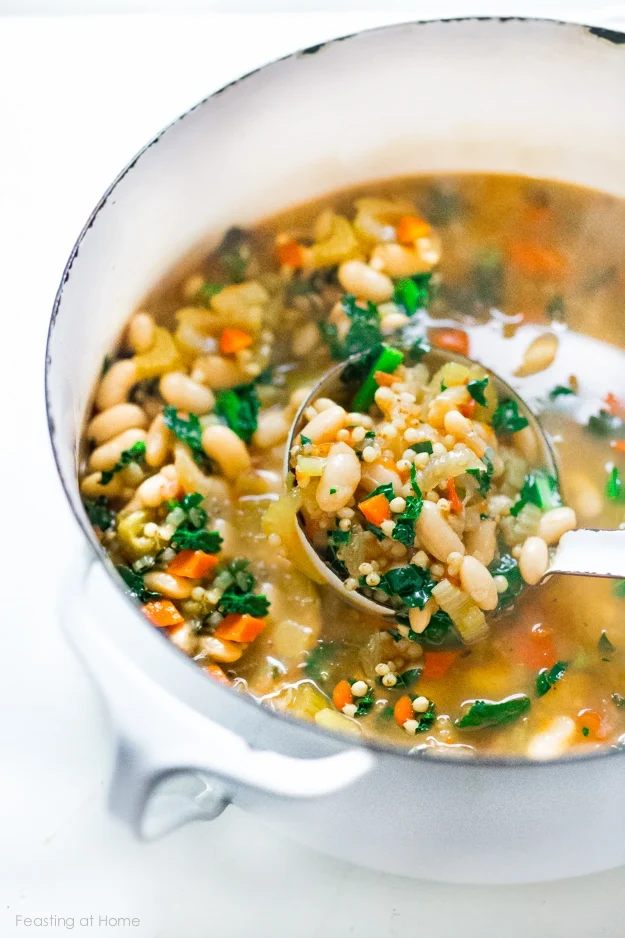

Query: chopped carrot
[459,398,476,418]
[333,680,354,711]
[507,624,556,670]
[167,549,219,579]
[604,392,625,419]
[423,650,460,679]
[447,477,463,514]
[277,240,305,268]
[508,242,567,279]
[396,215,432,244]
[204,663,231,686]
[142,599,184,629]
[394,695,414,727]
[374,370,397,387]
[214,613,266,643]
[359,493,392,526]
[220,327,253,355]
[430,328,470,357]
[576,708,602,738]
[379,456,399,474]
[611,440,625,455]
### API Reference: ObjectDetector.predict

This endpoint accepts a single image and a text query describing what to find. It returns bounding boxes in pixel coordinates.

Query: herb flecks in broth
[80,174,625,759]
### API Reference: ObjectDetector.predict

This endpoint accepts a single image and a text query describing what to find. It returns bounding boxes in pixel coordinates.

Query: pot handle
[63,553,374,840]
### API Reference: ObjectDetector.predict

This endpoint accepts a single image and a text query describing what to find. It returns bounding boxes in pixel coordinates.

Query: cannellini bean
[519,535,549,585]
[80,471,125,499]
[160,371,215,414]
[415,501,465,562]
[316,443,361,512]
[143,571,196,600]
[514,332,559,377]
[192,354,247,388]
[136,470,179,507]
[527,716,577,761]
[514,425,539,464]
[465,519,497,566]
[253,408,291,449]
[459,555,498,611]
[202,425,251,480]
[169,622,199,656]
[370,242,436,278]
[408,599,435,634]
[87,403,148,445]
[338,260,394,303]
[428,388,470,429]
[88,427,147,472]
[199,636,243,664]
[182,273,204,300]
[127,312,155,353]
[286,385,313,418]
[538,506,577,546]
[361,461,402,495]
[145,413,172,468]
[300,404,347,443]
[291,322,320,357]
[95,359,138,410]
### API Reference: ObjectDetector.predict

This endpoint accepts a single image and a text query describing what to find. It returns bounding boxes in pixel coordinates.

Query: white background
[3,5,625,938]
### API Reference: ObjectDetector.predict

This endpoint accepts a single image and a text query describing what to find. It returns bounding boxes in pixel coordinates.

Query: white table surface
[4,8,625,937]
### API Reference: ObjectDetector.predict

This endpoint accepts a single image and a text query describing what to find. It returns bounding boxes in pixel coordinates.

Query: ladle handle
[547,529,625,579]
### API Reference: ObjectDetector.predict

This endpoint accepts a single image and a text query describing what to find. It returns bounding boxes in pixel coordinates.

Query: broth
[79,174,625,759]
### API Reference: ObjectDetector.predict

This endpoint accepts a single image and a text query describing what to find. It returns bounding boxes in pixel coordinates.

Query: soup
[79,174,625,760]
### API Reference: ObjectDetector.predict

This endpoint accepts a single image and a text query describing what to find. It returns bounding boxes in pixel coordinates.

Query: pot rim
[45,14,625,771]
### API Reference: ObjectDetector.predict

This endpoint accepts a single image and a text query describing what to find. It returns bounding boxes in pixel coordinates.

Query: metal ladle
[284,347,625,617]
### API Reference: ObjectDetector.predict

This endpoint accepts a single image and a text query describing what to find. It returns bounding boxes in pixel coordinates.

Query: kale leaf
[536,661,568,697]
[84,496,114,531]
[100,441,146,485]
[116,565,160,603]
[215,383,260,442]
[492,399,529,435]
[456,695,531,730]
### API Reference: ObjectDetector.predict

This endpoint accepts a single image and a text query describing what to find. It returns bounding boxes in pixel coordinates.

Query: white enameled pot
[46,18,625,884]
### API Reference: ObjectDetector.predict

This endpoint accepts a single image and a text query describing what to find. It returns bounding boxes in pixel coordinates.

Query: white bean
[253,409,290,449]
[143,571,196,600]
[361,462,402,495]
[514,332,559,377]
[95,359,138,410]
[514,425,539,464]
[415,501,465,562]
[80,471,125,499]
[127,312,155,353]
[338,260,394,303]
[87,403,148,445]
[192,354,246,388]
[291,322,320,357]
[160,371,215,414]
[136,471,179,507]
[300,404,347,444]
[527,716,576,761]
[408,600,435,634]
[459,555,498,611]
[465,519,497,567]
[538,506,577,546]
[199,635,243,664]
[202,425,251,480]
[145,414,172,468]
[316,443,361,513]
[286,386,313,419]
[88,427,147,472]
[370,242,436,278]
[519,536,549,585]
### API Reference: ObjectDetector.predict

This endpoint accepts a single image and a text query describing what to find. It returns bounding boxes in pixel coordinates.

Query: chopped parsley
[409,464,422,497]
[393,272,432,316]
[364,482,395,503]
[300,434,312,446]
[163,405,204,460]
[378,564,434,610]
[168,492,223,554]
[587,409,625,438]
[215,383,260,442]
[492,399,529,435]
[549,385,575,399]
[99,441,146,485]
[510,470,561,517]
[536,661,568,696]
[466,447,494,496]
[456,694,531,730]
[409,440,433,455]
[606,467,625,503]
[598,631,616,662]
[392,495,423,547]
[216,559,270,618]
[101,354,112,376]
[329,487,337,495]
[116,564,160,603]
[84,496,114,531]
[581,726,590,737]
[467,377,489,406]
[489,554,524,609]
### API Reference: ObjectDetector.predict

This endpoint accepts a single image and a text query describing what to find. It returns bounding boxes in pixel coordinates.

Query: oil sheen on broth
[79,174,625,760]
